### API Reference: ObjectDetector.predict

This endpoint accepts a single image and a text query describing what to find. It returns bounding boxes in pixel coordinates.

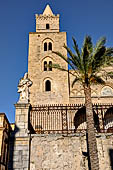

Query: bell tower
[28,5,69,105]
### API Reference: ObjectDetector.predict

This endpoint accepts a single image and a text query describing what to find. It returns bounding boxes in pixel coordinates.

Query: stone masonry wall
[30,133,113,170]
[35,15,59,33]
[8,136,30,170]
[8,104,30,170]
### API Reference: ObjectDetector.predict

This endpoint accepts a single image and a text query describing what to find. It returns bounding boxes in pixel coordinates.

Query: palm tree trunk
[84,85,99,170]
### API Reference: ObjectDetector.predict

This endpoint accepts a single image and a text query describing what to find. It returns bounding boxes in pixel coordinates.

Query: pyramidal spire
[43,4,54,16]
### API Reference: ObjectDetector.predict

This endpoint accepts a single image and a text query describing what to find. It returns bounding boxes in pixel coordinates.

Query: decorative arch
[74,107,99,131]
[74,107,86,130]
[92,91,97,97]
[43,38,53,52]
[104,107,113,131]
[42,56,54,62]
[42,37,54,43]
[42,56,53,71]
[101,86,113,96]
[76,92,82,96]
[70,90,77,97]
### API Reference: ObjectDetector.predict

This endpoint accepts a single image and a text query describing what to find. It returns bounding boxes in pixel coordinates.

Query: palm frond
[92,46,113,74]
[72,37,80,57]
[68,56,84,74]
[95,37,106,51]
[72,77,81,87]
[51,64,78,76]
[90,75,105,85]
[105,47,113,56]
[104,48,113,65]
[52,51,75,71]
[82,36,92,76]
[63,44,83,71]
[90,37,106,66]
[72,38,85,73]
[106,72,113,79]
[84,36,93,53]
[63,44,75,59]
[92,46,106,73]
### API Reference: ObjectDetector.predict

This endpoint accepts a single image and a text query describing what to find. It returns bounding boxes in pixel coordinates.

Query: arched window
[44,42,47,51]
[44,61,47,71]
[46,24,50,29]
[45,80,51,91]
[49,61,52,71]
[48,42,52,51]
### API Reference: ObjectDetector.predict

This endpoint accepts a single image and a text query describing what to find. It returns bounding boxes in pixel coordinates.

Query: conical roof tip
[43,4,54,15]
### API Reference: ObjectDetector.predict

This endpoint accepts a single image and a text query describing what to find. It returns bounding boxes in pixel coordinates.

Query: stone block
[13,161,22,169]
[13,155,20,162]
[23,160,29,168]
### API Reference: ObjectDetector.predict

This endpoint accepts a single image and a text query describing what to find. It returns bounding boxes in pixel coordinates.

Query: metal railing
[30,104,113,134]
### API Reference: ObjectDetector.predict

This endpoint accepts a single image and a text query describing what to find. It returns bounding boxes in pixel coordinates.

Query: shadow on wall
[8,125,20,170]
[109,149,113,170]
[81,132,91,170]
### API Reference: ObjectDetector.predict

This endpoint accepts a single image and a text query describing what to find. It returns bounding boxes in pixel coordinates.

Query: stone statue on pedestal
[17,73,32,103]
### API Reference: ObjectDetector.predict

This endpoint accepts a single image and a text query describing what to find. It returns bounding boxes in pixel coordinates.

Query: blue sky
[0,0,113,123]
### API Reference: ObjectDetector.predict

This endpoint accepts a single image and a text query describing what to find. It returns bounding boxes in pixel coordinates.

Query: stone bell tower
[28,4,69,105]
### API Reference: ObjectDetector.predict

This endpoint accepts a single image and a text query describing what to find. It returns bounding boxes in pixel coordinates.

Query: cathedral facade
[8,5,113,170]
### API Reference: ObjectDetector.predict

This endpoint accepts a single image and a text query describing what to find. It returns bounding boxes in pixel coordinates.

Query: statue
[17,73,32,103]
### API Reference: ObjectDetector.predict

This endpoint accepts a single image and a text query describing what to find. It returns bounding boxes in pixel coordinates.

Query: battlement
[35,5,60,32]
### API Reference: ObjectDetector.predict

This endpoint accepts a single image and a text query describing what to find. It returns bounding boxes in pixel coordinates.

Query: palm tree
[53,36,113,170]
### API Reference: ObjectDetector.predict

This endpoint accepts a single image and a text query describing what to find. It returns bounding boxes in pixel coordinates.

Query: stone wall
[30,133,113,170]
[35,14,59,33]
[8,136,30,170]
[8,103,30,170]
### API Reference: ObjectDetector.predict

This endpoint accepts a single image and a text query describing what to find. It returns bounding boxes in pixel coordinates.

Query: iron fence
[30,104,113,134]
